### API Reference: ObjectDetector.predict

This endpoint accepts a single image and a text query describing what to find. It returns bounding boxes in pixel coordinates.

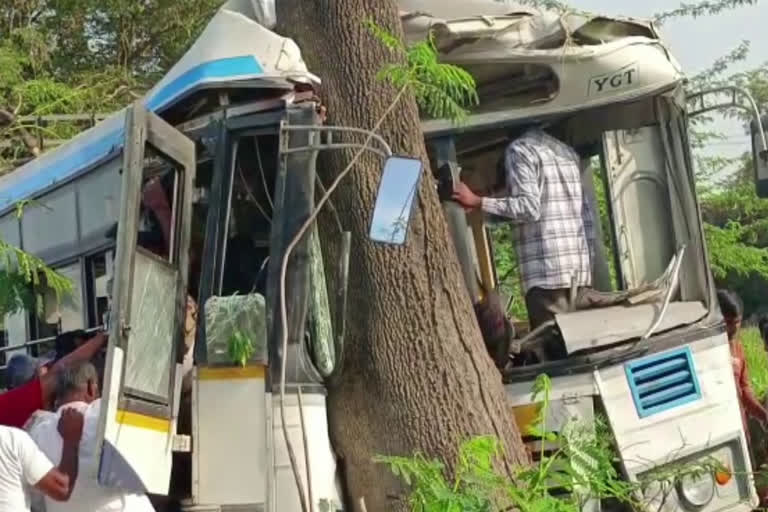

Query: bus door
[96,101,196,495]
[602,127,675,289]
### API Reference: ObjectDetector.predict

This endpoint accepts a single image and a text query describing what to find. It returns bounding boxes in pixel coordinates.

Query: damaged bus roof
[0,0,317,212]
[401,0,685,136]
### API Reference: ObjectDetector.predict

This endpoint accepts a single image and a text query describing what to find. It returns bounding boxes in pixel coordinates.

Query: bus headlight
[677,472,715,509]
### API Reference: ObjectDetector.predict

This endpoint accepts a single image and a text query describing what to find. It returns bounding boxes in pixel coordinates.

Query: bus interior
[429,92,714,370]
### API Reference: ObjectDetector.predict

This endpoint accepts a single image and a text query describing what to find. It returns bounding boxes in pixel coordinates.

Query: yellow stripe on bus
[198,365,266,381]
[115,410,171,433]
[512,403,542,434]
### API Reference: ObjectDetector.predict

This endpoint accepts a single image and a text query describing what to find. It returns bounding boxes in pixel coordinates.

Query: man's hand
[57,409,84,444]
[142,178,171,213]
[452,181,482,210]
[88,331,107,349]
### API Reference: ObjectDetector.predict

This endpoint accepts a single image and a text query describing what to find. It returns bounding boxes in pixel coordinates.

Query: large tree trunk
[276,1,528,510]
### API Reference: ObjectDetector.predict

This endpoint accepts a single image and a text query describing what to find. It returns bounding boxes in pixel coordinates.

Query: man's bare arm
[39,333,107,407]
[34,408,83,501]
[35,408,83,501]
[51,332,107,372]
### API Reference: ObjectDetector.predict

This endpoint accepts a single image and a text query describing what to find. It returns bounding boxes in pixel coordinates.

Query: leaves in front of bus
[228,329,255,368]
[375,372,732,512]
[0,218,71,317]
[364,18,479,124]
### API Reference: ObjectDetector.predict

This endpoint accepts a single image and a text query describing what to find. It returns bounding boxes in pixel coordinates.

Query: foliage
[228,329,255,367]
[743,327,768,400]
[697,159,768,315]
[0,202,71,318]
[654,0,760,24]
[365,19,479,123]
[0,0,222,172]
[0,0,218,328]
[703,222,768,280]
[0,239,71,317]
[376,374,723,512]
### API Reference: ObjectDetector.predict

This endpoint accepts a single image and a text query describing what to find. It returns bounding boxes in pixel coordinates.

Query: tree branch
[0,109,41,157]
[654,0,759,24]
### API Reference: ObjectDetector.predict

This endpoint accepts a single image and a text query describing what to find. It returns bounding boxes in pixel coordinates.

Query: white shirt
[27,400,154,512]
[0,425,54,512]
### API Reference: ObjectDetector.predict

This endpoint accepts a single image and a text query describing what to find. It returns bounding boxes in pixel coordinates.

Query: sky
[571,0,768,158]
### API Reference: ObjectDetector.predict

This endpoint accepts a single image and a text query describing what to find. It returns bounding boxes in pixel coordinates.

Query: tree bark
[276,1,528,510]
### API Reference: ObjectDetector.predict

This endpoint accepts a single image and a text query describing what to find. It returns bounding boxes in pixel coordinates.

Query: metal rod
[281,143,389,159]
[0,325,104,355]
[281,125,393,156]
[641,246,686,341]
[297,388,314,512]
[687,86,768,154]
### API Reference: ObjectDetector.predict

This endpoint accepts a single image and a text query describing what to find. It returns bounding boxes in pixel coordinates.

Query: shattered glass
[123,250,178,399]
[204,294,267,366]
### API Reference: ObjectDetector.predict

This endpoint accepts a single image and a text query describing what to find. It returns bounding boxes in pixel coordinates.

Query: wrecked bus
[397,2,768,512]
[0,0,766,511]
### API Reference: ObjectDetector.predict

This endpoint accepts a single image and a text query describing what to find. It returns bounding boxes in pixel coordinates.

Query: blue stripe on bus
[146,55,264,111]
[0,127,124,210]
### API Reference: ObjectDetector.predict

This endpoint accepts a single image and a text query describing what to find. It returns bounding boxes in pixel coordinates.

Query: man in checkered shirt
[452,128,596,331]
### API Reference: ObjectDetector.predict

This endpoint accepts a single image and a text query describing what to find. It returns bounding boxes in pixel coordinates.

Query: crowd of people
[0,331,154,512]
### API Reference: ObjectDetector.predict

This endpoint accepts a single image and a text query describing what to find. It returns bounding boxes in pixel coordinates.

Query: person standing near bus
[452,128,595,331]
[0,409,83,511]
[717,290,768,433]
[5,354,54,392]
[759,315,768,352]
[27,362,154,512]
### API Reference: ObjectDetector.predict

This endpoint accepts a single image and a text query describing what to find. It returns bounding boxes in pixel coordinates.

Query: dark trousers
[525,286,641,330]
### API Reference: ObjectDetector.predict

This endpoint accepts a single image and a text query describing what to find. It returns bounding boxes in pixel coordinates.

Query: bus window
[20,184,78,257]
[0,313,25,364]
[221,135,275,296]
[121,148,183,402]
[138,148,180,263]
[601,126,676,290]
[0,214,26,365]
[85,251,114,328]
[31,262,84,340]
[77,161,121,241]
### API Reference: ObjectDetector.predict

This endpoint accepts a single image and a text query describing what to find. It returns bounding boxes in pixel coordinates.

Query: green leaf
[227,329,255,367]
[365,21,478,123]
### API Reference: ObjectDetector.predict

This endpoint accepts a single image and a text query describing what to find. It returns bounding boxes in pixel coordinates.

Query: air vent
[625,347,701,418]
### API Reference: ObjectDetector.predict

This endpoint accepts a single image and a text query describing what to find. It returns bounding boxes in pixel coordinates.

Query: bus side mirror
[751,115,768,198]
[369,156,423,245]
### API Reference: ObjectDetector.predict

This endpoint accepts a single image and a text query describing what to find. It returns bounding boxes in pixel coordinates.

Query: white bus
[0,1,765,512]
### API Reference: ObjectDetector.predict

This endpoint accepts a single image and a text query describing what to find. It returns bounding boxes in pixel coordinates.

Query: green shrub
[373,375,635,511]
[743,327,768,400]
[375,375,726,512]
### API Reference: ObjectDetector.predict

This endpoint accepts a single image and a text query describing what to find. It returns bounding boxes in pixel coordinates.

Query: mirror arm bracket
[281,143,389,159]
[686,86,768,154]
[281,125,393,157]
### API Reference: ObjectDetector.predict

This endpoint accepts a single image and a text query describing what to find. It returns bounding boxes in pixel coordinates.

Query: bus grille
[625,347,701,418]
